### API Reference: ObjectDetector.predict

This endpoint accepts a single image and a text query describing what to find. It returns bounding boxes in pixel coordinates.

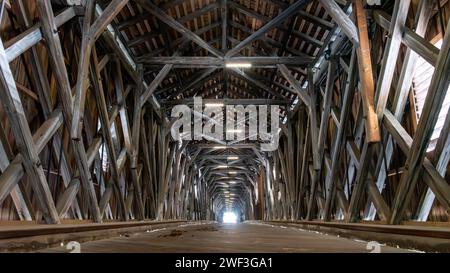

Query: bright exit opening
[222,212,237,224]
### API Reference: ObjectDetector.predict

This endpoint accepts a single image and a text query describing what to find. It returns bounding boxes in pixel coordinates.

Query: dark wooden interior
[0,0,450,252]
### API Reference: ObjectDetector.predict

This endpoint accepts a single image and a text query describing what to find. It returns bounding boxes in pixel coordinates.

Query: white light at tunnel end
[223,212,238,224]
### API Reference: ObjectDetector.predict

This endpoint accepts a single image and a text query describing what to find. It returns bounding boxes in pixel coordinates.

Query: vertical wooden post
[354,0,380,143]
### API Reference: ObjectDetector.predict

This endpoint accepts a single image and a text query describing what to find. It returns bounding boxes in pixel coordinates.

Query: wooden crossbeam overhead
[134,0,223,58]
[227,0,328,47]
[118,2,218,30]
[229,68,285,100]
[221,0,228,52]
[317,0,359,45]
[168,68,217,99]
[140,64,173,106]
[137,56,314,66]
[277,64,310,106]
[226,0,310,57]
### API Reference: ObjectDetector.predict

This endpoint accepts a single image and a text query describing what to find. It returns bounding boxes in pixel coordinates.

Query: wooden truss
[0,0,449,225]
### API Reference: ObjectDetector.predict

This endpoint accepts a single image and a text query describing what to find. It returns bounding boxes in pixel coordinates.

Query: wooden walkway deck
[41,222,410,253]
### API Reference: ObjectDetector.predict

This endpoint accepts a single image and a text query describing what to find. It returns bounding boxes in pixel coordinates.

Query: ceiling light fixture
[205,103,224,107]
[225,62,252,68]
[213,146,227,149]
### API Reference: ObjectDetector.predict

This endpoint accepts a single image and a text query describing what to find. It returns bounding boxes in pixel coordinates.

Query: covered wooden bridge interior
[1,0,450,252]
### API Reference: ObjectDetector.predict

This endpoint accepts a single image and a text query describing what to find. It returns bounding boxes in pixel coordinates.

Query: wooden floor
[40,222,411,253]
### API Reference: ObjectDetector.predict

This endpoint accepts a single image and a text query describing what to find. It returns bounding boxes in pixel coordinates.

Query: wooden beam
[140,64,173,106]
[37,0,102,222]
[416,106,450,219]
[138,56,314,66]
[229,68,285,100]
[71,0,129,139]
[306,59,337,220]
[374,0,412,117]
[0,39,59,224]
[90,49,129,220]
[169,68,217,99]
[0,109,62,203]
[134,0,223,58]
[365,0,433,221]
[90,0,130,41]
[277,64,310,105]
[354,0,380,143]
[11,0,80,217]
[116,60,146,219]
[347,141,376,222]
[5,7,76,63]
[0,120,32,220]
[221,0,228,52]
[307,68,320,171]
[297,10,334,30]
[70,0,96,140]
[373,10,439,67]
[321,50,357,221]
[225,0,310,57]
[402,27,439,66]
[178,2,219,24]
[317,59,337,165]
[390,18,450,224]
[56,178,80,217]
[317,0,359,45]
[383,110,450,216]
